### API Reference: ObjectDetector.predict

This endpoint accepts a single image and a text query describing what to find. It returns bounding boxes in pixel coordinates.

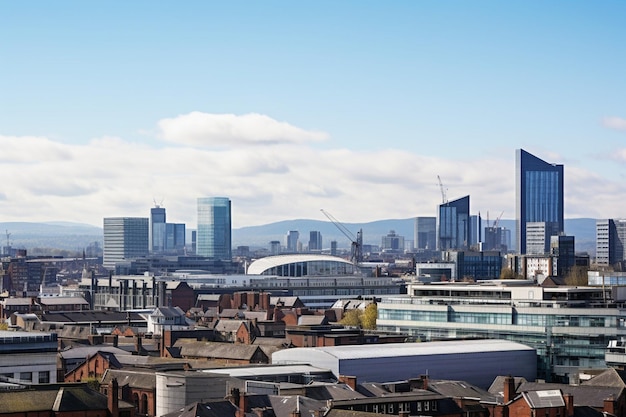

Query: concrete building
[197,197,231,260]
[103,217,149,270]
[272,339,536,389]
[526,221,559,255]
[0,330,58,384]
[381,230,404,253]
[596,218,626,267]
[377,280,625,382]
[516,149,564,254]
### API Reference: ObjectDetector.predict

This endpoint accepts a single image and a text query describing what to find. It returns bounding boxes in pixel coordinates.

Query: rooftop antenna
[153,198,164,208]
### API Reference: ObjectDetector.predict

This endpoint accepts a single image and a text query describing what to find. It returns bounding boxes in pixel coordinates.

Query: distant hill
[0,218,597,255]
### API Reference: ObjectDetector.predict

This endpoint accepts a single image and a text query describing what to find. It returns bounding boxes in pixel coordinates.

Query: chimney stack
[108,378,119,417]
[503,375,516,403]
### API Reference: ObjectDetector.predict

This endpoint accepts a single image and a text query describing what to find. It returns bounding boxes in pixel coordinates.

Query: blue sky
[1,1,625,228]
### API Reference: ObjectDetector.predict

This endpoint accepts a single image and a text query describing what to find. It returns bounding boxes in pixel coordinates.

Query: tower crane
[320,209,363,264]
[493,211,504,228]
[437,175,448,204]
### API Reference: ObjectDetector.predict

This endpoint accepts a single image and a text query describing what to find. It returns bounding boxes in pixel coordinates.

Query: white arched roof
[246,254,354,275]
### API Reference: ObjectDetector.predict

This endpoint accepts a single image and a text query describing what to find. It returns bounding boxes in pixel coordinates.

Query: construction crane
[320,209,363,264]
[493,211,504,228]
[437,175,448,204]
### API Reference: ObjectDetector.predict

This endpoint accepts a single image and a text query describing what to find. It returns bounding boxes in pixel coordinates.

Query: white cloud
[0,116,625,230]
[602,116,626,131]
[157,112,329,147]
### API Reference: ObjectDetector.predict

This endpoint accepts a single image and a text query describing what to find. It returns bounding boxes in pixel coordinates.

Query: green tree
[340,309,362,327]
[361,304,378,330]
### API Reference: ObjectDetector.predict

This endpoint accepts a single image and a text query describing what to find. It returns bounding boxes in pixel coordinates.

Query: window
[38,371,50,384]
[19,372,32,382]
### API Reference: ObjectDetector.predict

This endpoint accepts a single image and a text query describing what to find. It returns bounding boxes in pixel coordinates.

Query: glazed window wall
[516,313,615,327]
[449,311,511,325]
[378,308,448,322]
[262,260,355,276]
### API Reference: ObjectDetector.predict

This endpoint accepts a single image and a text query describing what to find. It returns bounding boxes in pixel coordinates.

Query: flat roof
[204,364,333,377]
[275,339,535,361]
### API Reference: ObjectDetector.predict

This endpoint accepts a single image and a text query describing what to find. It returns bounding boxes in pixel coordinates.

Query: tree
[500,267,522,279]
[340,309,362,327]
[564,265,589,286]
[361,303,378,330]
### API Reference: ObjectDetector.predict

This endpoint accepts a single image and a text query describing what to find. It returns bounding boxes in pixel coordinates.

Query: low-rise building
[0,330,57,384]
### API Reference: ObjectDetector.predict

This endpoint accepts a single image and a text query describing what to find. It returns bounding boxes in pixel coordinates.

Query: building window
[19,372,32,382]
[38,371,50,384]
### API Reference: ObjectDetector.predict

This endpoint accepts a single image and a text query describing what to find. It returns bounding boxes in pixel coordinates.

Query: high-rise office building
[437,196,470,250]
[286,231,299,253]
[550,235,575,277]
[469,214,482,248]
[197,197,232,260]
[309,231,322,252]
[516,149,564,254]
[382,230,405,252]
[526,221,560,255]
[150,206,166,253]
[103,217,149,270]
[596,219,626,267]
[414,217,436,250]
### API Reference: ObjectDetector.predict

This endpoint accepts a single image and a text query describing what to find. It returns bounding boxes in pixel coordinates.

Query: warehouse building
[271,339,536,389]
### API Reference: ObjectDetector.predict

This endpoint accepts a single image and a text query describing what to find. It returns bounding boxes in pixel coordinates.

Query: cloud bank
[603,116,626,131]
[0,113,623,230]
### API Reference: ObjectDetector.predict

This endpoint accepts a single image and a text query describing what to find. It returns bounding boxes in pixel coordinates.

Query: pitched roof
[582,367,626,388]
[518,382,622,409]
[215,319,248,333]
[521,390,565,409]
[428,379,494,401]
[161,401,237,417]
[0,384,126,413]
[102,368,158,390]
[174,340,266,361]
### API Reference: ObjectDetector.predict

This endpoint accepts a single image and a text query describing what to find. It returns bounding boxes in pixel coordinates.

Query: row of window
[379,308,619,328]
[1,371,50,383]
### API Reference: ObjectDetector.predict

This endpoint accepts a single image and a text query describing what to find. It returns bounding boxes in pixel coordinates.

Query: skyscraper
[596,219,626,267]
[286,231,299,253]
[437,196,470,250]
[516,149,564,255]
[414,217,436,250]
[197,197,232,260]
[103,217,149,270]
[309,231,322,252]
[150,205,166,253]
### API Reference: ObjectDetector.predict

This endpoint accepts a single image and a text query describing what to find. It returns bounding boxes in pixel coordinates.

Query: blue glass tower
[197,197,232,260]
[516,149,564,254]
[437,195,470,250]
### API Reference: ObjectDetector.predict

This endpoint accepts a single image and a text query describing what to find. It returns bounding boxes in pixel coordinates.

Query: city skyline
[1,2,626,228]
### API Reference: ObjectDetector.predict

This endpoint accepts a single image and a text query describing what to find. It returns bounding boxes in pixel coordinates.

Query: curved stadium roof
[246,254,355,276]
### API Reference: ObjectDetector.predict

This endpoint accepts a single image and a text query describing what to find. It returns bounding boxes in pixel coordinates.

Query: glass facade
[197,197,231,260]
[103,217,149,270]
[150,207,166,252]
[437,196,469,250]
[516,149,564,254]
[377,283,626,382]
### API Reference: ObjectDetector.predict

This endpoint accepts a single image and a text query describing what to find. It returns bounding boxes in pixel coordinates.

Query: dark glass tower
[437,195,470,250]
[516,149,564,254]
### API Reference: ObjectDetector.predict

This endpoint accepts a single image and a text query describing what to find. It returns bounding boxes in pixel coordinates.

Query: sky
[1,1,626,229]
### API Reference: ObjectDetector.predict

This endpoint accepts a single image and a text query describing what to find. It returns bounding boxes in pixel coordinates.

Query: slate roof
[268,394,327,417]
[298,315,328,326]
[518,382,622,409]
[488,375,528,396]
[161,401,238,417]
[174,340,266,361]
[582,367,626,388]
[325,410,395,417]
[215,319,248,333]
[101,368,158,390]
[522,390,565,409]
[428,379,494,401]
[303,383,366,401]
[0,383,132,413]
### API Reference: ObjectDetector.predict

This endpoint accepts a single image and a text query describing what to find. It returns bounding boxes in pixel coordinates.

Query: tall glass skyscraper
[516,149,564,254]
[197,197,232,260]
[150,206,166,253]
[437,196,470,250]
